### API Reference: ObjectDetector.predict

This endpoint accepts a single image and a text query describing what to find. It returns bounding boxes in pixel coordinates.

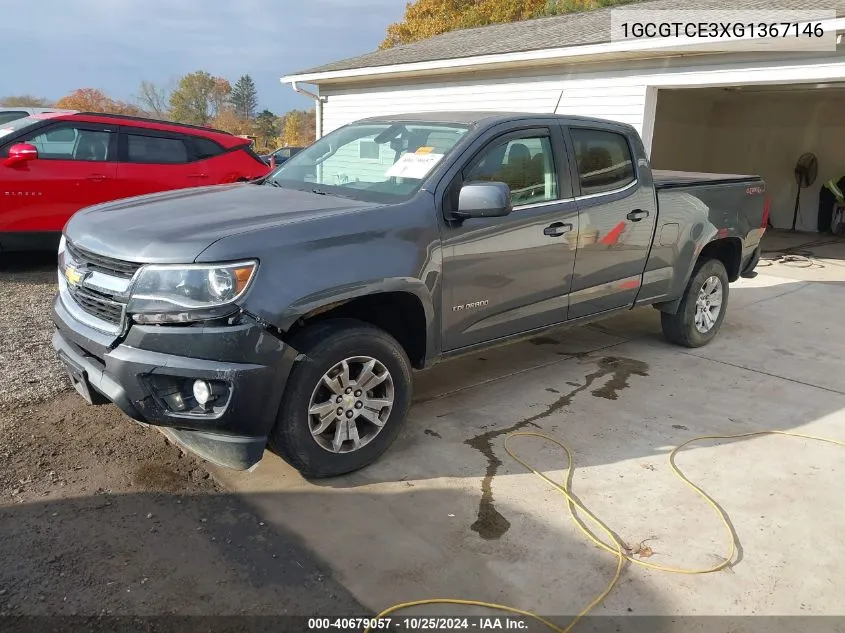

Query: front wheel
[269,319,413,478]
[661,258,729,348]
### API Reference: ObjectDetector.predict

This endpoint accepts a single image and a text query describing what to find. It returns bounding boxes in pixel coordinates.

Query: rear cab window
[570,128,636,196]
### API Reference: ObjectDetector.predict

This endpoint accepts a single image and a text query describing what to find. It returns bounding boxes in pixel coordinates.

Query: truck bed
[653,170,761,190]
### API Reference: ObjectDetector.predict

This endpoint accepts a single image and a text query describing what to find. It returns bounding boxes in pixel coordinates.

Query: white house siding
[317,47,845,156]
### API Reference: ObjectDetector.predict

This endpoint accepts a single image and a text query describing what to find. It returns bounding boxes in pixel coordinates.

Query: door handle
[87,174,108,182]
[543,222,574,237]
[188,173,208,179]
[627,209,649,222]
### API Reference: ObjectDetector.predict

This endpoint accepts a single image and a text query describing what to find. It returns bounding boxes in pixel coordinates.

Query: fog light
[192,380,213,406]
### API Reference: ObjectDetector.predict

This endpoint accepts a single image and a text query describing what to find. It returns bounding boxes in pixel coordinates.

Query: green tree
[230,74,259,120]
[254,109,281,149]
[169,71,231,125]
[0,95,52,107]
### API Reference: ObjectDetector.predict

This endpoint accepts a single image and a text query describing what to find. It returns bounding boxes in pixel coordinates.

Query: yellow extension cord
[364,429,845,633]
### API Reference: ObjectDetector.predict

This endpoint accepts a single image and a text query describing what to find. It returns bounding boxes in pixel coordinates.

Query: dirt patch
[0,395,363,619]
[0,254,68,408]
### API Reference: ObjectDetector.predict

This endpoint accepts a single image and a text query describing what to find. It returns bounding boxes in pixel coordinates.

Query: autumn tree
[381,0,640,48]
[541,0,640,15]
[280,109,316,147]
[210,108,252,136]
[136,80,171,119]
[0,95,52,107]
[381,0,545,48]
[169,71,231,126]
[230,74,259,120]
[55,88,143,115]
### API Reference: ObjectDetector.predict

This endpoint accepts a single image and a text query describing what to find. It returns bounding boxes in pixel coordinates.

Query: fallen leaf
[638,546,654,558]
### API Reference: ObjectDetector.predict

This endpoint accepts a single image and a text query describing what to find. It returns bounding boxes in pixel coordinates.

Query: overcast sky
[0,0,406,114]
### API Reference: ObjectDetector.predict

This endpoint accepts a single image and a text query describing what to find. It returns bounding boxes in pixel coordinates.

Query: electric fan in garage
[792,152,818,231]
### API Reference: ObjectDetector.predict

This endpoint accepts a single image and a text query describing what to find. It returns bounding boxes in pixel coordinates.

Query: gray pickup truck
[51,112,768,477]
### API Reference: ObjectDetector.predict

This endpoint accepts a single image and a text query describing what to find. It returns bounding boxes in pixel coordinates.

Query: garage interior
[649,83,845,234]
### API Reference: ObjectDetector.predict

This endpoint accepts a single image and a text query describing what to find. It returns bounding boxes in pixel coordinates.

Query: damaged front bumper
[51,294,298,470]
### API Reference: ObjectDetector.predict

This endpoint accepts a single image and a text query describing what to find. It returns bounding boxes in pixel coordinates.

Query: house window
[359,140,380,160]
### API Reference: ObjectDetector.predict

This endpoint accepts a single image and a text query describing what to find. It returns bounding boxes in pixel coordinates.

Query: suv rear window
[127,134,189,164]
[193,137,223,160]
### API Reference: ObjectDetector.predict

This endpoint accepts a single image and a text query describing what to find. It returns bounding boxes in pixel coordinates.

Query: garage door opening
[649,84,845,234]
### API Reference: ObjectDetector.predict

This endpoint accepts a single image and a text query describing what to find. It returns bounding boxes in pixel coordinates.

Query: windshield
[0,115,42,140]
[266,120,470,203]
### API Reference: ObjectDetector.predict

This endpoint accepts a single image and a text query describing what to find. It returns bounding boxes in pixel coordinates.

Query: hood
[64,183,377,263]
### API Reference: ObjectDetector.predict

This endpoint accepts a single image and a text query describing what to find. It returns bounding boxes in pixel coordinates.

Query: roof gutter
[287,80,326,139]
[282,17,845,85]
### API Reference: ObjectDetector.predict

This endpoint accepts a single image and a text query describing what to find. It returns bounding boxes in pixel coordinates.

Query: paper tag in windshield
[386,152,444,179]
[0,129,13,139]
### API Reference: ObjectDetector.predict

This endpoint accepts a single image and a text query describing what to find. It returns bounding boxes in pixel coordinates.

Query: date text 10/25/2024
[307,617,530,630]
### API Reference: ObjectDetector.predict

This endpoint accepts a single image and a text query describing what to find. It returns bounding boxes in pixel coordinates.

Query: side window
[465,135,558,206]
[0,112,28,125]
[570,128,635,196]
[193,137,224,161]
[126,133,189,164]
[24,125,113,161]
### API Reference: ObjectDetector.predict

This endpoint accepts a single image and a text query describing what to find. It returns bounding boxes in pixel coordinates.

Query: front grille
[68,285,125,326]
[66,240,142,279]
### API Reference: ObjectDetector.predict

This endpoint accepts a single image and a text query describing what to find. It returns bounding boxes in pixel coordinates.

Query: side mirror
[4,143,38,167]
[453,181,512,220]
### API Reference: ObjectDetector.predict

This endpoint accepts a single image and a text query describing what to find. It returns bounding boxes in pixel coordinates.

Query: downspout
[290,81,325,139]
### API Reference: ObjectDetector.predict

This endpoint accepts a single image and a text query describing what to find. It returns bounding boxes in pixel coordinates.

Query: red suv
[0,111,271,252]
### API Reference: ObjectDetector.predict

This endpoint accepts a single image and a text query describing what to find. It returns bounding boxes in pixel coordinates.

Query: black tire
[661,258,730,348]
[269,318,413,478]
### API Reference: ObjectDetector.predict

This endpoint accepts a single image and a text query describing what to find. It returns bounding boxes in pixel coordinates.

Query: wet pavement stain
[465,356,650,540]
[590,357,649,400]
[424,429,443,439]
[530,336,560,346]
[672,424,689,431]
[545,387,560,394]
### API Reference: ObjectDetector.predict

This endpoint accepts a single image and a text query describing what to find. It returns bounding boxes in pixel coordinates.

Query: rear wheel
[270,319,413,478]
[661,258,729,348]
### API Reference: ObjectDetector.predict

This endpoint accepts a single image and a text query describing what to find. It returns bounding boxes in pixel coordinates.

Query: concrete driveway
[212,232,845,628]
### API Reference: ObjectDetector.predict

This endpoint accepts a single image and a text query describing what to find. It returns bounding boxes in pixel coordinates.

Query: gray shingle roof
[292,0,845,76]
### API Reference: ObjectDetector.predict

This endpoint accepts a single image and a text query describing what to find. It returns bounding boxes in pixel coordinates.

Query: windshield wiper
[265,179,282,188]
[311,188,329,195]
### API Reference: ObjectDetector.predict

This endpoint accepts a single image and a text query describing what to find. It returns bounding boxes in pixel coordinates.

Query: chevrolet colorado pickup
[51,112,769,477]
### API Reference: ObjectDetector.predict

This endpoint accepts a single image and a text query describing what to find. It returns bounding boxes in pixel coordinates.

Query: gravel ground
[0,254,364,627]
[0,253,68,407]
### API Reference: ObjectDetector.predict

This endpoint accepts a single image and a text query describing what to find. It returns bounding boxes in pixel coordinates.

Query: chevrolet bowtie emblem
[64,265,85,287]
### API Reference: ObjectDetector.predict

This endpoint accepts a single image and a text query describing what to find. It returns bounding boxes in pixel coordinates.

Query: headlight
[127,260,257,324]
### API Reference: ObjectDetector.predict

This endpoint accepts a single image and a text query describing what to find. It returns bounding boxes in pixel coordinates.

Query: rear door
[564,124,658,319]
[117,127,205,197]
[0,121,118,233]
[439,122,580,350]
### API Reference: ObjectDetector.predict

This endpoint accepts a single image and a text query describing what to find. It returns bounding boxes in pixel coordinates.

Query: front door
[566,125,658,320]
[440,125,580,351]
[1,122,118,233]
